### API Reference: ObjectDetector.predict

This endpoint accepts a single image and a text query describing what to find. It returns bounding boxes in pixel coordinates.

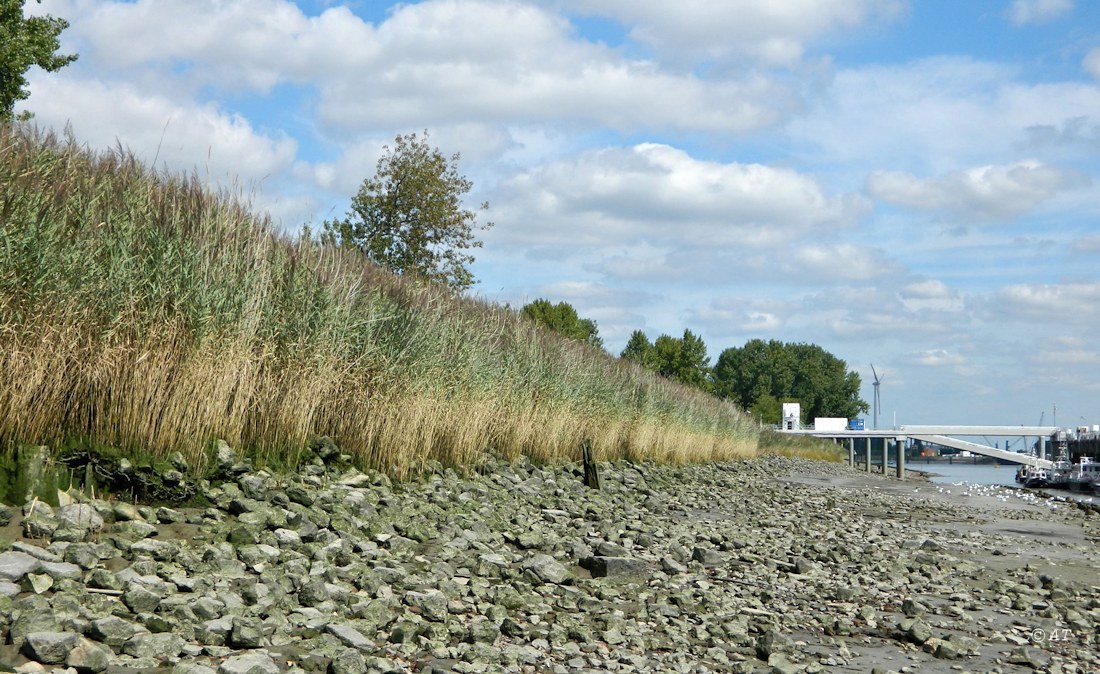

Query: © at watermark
[1030,627,1074,643]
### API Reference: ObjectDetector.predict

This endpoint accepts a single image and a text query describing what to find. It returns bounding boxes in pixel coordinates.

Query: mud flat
[0,446,1097,674]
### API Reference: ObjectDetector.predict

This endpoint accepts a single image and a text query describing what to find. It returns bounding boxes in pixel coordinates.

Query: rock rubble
[0,445,1097,674]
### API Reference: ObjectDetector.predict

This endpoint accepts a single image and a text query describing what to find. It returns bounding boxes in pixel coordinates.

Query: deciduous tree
[621,330,658,370]
[1,0,77,120]
[713,339,867,424]
[622,329,712,392]
[323,131,491,291]
[521,299,603,348]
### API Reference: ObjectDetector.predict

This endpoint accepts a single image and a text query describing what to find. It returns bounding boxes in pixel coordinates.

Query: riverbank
[1,448,1097,674]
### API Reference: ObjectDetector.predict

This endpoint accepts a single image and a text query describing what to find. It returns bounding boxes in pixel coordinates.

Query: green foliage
[521,298,603,348]
[620,330,657,370]
[623,329,712,392]
[1,0,77,120]
[323,131,491,292]
[757,430,845,462]
[713,339,868,424]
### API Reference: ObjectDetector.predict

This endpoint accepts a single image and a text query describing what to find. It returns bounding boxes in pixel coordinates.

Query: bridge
[898,426,1056,468]
[776,425,1058,477]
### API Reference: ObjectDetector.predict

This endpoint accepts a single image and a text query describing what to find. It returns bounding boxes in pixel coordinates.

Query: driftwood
[581,439,601,490]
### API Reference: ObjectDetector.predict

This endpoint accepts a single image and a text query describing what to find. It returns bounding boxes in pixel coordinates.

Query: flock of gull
[930,480,1090,509]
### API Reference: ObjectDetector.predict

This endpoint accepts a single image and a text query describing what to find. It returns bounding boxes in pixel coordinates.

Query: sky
[20,0,1100,431]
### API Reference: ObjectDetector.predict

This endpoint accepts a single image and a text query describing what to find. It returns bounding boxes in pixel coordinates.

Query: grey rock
[1007,646,1047,669]
[691,547,723,566]
[66,636,112,673]
[123,582,165,614]
[110,519,158,539]
[0,551,42,581]
[327,622,373,650]
[906,619,933,645]
[86,568,122,591]
[467,617,501,644]
[194,617,234,646]
[113,502,142,521]
[329,647,367,674]
[217,652,281,674]
[596,540,630,556]
[22,631,79,664]
[404,589,449,622]
[129,538,179,561]
[581,555,649,579]
[174,665,218,674]
[521,554,569,585]
[62,543,103,570]
[215,439,240,472]
[10,541,61,561]
[88,615,149,649]
[947,633,982,656]
[58,503,105,532]
[756,629,793,659]
[901,597,926,616]
[229,617,265,649]
[934,640,960,660]
[123,632,186,660]
[39,560,83,580]
[22,512,58,538]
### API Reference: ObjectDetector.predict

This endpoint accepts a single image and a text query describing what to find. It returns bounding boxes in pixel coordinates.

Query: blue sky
[22,0,1100,429]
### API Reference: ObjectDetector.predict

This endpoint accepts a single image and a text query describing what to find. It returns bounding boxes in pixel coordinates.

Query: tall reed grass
[0,124,761,476]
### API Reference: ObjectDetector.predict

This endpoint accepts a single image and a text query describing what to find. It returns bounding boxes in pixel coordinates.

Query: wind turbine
[870,364,883,429]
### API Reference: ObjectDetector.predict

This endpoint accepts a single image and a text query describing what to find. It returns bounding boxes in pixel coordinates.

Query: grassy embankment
[0,125,836,479]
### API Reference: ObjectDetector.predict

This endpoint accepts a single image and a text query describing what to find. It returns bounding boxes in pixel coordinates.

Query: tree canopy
[1,0,77,120]
[521,299,602,348]
[323,131,491,292]
[621,329,712,392]
[713,339,867,424]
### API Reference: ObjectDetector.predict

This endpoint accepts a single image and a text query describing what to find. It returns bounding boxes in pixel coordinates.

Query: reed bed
[0,124,761,476]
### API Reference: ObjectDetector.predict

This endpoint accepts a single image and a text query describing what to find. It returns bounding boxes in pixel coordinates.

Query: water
[919,461,1018,487]
[918,460,1097,503]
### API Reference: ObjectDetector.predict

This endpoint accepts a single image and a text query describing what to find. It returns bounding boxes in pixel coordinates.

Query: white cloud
[989,281,1100,322]
[692,297,792,338]
[1085,48,1100,81]
[790,57,1100,171]
[490,143,867,249]
[27,75,297,187]
[898,279,964,312]
[316,0,793,134]
[42,0,800,136]
[551,0,906,67]
[1033,337,1100,366]
[1007,0,1073,25]
[866,160,1083,221]
[912,349,966,367]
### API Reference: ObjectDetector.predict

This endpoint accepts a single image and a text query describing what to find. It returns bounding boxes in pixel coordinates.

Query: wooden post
[581,439,601,490]
[895,438,905,479]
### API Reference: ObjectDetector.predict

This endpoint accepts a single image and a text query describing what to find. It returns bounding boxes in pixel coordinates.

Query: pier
[776,425,1058,478]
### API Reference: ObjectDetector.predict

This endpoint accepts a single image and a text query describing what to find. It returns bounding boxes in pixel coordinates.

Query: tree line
[521,302,868,425]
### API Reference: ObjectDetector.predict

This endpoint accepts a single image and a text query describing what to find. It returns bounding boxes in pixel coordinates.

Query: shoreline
[1,451,1098,673]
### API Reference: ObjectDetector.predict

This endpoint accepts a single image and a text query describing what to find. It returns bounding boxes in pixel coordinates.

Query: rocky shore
[1,443,1098,674]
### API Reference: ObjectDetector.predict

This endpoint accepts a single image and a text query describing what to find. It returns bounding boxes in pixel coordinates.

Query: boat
[1025,466,1049,488]
[1067,457,1100,493]
[1048,460,1073,488]
[1016,464,1042,485]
